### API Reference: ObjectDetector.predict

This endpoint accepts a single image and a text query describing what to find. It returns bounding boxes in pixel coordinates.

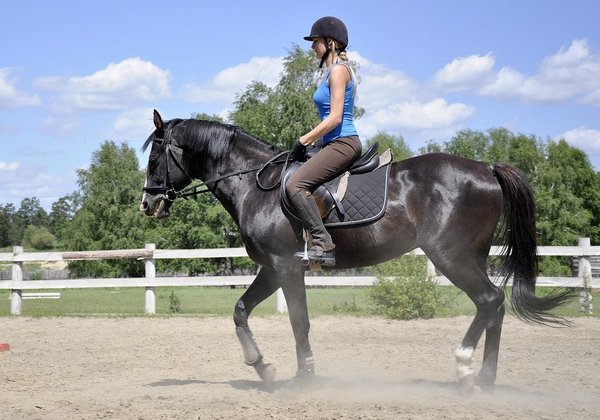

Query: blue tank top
[313,63,358,144]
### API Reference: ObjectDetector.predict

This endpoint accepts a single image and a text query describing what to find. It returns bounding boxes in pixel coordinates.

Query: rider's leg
[289,189,335,254]
[285,136,361,264]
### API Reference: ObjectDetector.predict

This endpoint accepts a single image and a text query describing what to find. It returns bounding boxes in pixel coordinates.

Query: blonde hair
[330,40,358,100]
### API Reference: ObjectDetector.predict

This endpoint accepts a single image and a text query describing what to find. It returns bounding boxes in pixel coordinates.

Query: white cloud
[35,58,171,111]
[342,53,474,140]
[0,68,41,108]
[182,56,283,105]
[357,98,474,138]
[559,127,600,152]
[350,52,416,109]
[0,162,76,209]
[432,53,495,92]
[0,161,20,171]
[40,116,82,138]
[109,107,155,141]
[479,39,600,105]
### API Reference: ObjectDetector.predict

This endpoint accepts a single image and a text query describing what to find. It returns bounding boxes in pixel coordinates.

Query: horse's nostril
[140,201,148,211]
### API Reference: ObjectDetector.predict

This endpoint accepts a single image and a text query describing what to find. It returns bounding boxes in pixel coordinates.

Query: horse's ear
[153,109,164,132]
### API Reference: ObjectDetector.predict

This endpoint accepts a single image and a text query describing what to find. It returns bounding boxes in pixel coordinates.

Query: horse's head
[140,110,191,219]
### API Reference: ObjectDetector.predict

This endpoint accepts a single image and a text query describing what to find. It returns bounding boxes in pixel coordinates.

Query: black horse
[140,110,570,391]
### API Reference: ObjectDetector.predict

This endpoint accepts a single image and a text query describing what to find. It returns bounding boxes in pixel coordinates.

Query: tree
[366,131,413,161]
[0,203,15,247]
[48,193,81,244]
[21,225,56,250]
[8,198,48,246]
[150,196,256,276]
[63,141,151,277]
[535,139,598,245]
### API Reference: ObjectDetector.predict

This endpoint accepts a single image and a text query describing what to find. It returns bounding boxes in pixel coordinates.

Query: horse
[140,110,571,391]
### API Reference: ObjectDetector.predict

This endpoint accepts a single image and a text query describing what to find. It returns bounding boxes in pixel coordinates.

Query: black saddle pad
[323,163,391,227]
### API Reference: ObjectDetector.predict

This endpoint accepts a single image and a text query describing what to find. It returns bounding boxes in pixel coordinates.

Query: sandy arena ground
[1,315,599,419]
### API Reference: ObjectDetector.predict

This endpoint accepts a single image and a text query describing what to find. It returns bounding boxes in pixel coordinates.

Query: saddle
[280,142,393,228]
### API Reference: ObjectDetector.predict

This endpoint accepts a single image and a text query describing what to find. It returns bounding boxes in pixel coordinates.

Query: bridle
[142,122,292,203]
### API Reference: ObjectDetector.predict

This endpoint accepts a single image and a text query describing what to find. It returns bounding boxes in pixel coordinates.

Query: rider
[286,16,362,265]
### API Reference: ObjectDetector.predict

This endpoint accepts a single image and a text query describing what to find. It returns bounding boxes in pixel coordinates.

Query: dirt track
[1,315,599,419]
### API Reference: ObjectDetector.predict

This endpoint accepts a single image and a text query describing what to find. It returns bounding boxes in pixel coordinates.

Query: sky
[1,0,600,210]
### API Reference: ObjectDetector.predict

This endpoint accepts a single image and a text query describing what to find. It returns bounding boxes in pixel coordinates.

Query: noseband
[143,122,291,202]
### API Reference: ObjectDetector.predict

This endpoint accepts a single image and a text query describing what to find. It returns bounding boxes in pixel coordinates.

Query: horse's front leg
[279,264,314,379]
[233,266,279,382]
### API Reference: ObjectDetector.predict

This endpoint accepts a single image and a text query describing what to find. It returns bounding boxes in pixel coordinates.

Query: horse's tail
[491,163,572,325]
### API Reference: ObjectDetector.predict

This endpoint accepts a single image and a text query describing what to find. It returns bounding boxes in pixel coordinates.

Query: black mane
[143,118,280,159]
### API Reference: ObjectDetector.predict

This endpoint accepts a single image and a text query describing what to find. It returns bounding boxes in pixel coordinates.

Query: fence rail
[1,239,597,316]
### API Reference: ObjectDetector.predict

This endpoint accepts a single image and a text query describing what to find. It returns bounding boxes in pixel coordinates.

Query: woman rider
[286,16,362,266]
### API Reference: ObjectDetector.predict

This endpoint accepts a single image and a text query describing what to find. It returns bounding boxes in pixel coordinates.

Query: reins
[177,150,292,199]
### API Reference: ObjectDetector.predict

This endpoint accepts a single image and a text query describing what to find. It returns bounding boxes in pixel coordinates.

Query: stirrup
[294,242,336,267]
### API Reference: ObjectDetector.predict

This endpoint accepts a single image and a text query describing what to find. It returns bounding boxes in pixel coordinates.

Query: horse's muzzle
[140,195,171,219]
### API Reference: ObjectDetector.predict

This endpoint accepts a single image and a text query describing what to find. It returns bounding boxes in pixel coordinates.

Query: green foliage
[230,46,321,148]
[63,141,151,278]
[148,196,256,275]
[21,225,56,250]
[369,254,448,320]
[2,198,49,246]
[0,203,14,247]
[366,132,413,161]
[168,290,182,314]
[48,193,81,243]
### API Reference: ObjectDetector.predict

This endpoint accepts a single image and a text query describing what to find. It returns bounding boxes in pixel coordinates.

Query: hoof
[475,375,496,392]
[255,361,276,383]
[292,368,315,386]
[458,373,481,395]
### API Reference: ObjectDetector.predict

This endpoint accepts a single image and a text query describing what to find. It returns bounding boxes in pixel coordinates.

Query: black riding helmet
[303,16,348,50]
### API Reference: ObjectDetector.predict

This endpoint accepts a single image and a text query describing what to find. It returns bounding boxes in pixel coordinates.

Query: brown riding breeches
[285,136,362,197]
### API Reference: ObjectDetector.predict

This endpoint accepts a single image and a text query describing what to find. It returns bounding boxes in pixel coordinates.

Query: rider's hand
[291,139,307,162]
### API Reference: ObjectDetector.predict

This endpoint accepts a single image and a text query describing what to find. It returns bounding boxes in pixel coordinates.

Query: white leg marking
[455,346,475,379]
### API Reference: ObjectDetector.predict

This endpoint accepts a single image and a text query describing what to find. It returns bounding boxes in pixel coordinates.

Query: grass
[0,286,597,319]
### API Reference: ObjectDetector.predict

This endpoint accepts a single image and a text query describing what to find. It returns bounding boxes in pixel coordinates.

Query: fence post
[276,288,287,314]
[144,243,156,315]
[578,237,593,315]
[10,246,24,316]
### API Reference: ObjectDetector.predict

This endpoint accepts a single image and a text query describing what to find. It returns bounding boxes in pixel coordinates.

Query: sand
[1,315,598,419]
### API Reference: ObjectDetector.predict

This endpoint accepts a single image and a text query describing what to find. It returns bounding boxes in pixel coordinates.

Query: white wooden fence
[1,238,597,316]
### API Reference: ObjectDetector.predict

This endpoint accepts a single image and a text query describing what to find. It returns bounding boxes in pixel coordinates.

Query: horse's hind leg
[456,281,505,390]
[427,250,505,391]
[233,266,280,382]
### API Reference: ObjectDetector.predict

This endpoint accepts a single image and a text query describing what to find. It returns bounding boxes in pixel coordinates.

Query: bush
[21,225,56,250]
[369,254,447,320]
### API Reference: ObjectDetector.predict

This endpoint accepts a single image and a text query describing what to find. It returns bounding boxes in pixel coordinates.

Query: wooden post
[144,243,156,315]
[578,237,593,315]
[10,246,23,316]
[276,288,287,314]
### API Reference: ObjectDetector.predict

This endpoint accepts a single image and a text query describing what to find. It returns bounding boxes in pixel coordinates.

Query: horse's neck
[196,130,278,224]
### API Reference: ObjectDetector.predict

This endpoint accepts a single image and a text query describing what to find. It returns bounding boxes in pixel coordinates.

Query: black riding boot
[289,191,336,266]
